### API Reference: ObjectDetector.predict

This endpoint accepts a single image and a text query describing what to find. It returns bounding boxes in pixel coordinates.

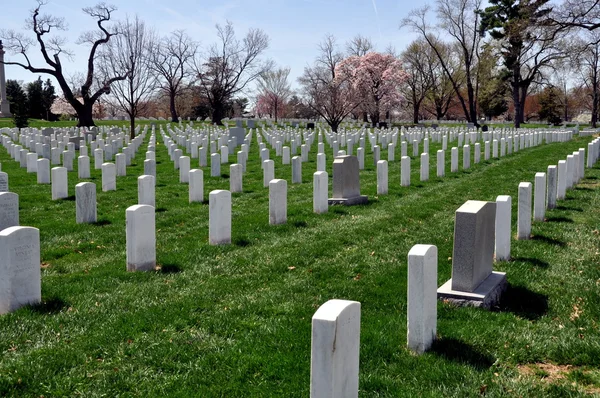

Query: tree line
[1,0,599,135]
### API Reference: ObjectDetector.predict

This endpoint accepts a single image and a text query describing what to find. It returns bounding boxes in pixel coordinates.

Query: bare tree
[0,1,128,126]
[298,35,358,132]
[346,34,375,56]
[402,0,483,125]
[424,40,460,120]
[549,0,600,31]
[150,30,197,123]
[99,15,157,138]
[401,39,434,123]
[195,22,270,125]
[256,67,292,123]
[575,31,600,127]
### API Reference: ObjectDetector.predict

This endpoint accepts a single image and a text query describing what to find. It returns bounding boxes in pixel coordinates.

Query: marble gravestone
[0,226,41,314]
[0,172,8,192]
[0,192,19,231]
[229,127,246,148]
[437,200,507,309]
[328,156,367,205]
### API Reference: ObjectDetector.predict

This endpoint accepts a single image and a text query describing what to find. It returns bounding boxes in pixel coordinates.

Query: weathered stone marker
[328,156,367,205]
[189,169,204,203]
[313,171,328,214]
[437,200,506,308]
[269,179,287,225]
[518,182,532,239]
[0,192,19,230]
[0,226,41,314]
[75,182,97,224]
[126,205,155,272]
[310,299,360,398]
[138,175,155,208]
[209,190,231,245]
[407,244,437,354]
[495,195,511,261]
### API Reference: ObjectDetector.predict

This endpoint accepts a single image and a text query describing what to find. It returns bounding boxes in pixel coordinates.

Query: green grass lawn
[0,124,599,397]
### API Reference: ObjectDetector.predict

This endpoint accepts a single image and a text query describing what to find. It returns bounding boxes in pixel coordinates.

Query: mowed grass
[0,125,599,396]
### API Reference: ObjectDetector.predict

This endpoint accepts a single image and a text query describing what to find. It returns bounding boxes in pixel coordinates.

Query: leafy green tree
[6,79,29,128]
[479,0,565,127]
[538,86,562,124]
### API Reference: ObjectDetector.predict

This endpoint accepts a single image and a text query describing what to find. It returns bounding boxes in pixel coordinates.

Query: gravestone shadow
[65,195,76,201]
[29,297,68,315]
[494,284,548,320]
[556,205,583,212]
[155,207,167,213]
[575,187,594,192]
[545,216,574,223]
[430,337,494,370]
[158,264,182,274]
[234,237,251,247]
[511,256,550,269]
[93,219,111,226]
[531,234,566,247]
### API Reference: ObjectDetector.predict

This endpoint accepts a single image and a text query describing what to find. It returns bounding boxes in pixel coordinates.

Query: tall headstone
[407,244,437,354]
[0,227,41,314]
[101,163,116,192]
[189,169,204,203]
[0,41,12,118]
[75,182,97,224]
[209,190,231,245]
[269,179,287,225]
[138,175,155,208]
[313,171,328,214]
[328,156,367,205]
[0,192,19,230]
[51,167,68,200]
[517,182,532,240]
[311,299,360,398]
[437,200,506,308]
[534,172,546,222]
[377,160,388,195]
[126,205,156,272]
[0,172,7,193]
[230,164,242,193]
[495,195,511,261]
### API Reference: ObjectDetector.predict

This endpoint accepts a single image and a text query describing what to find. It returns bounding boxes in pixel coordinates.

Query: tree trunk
[592,69,599,128]
[413,102,420,124]
[76,102,96,127]
[169,91,178,123]
[211,100,226,125]
[130,114,136,140]
[329,119,340,132]
[511,67,521,128]
[371,100,380,127]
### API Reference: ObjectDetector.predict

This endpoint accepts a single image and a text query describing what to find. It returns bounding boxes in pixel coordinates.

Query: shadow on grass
[512,256,550,269]
[29,297,68,315]
[156,207,167,213]
[93,219,111,226]
[234,237,251,247]
[221,173,230,179]
[158,264,182,274]
[331,207,349,215]
[65,195,76,201]
[587,176,598,180]
[430,337,494,370]
[531,234,566,247]
[293,221,308,228]
[555,205,583,212]
[545,216,574,223]
[495,284,548,321]
[575,187,595,192]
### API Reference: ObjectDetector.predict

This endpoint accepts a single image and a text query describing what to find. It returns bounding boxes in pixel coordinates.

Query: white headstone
[51,167,68,200]
[401,156,410,187]
[126,204,155,272]
[534,172,546,222]
[189,169,204,203]
[407,244,437,354]
[495,195,511,261]
[78,156,91,179]
[310,299,360,398]
[377,160,388,195]
[75,182,97,224]
[209,190,231,245]
[292,156,302,184]
[517,182,532,240]
[263,159,274,187]
[36,158,50,184]
[115,153,126,177]
[138,175,155,208]
[230,164,243,193]
[313,171,328,214]
[211,153,221,177]
[0,226,41,314]
[269,179,287,225]
[101,163,116,192]
[0,192,19,230]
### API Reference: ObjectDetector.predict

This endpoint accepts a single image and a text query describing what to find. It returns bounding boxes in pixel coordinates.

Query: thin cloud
[371,0,383,41]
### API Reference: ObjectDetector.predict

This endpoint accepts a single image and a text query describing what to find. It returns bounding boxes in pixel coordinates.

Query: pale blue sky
[2,0,430,93]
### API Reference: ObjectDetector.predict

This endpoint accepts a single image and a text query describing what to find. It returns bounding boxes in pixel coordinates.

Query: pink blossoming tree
[336,52,408,126]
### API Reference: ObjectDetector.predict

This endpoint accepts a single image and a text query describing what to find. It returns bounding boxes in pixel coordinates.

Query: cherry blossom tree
[336,52,408,126]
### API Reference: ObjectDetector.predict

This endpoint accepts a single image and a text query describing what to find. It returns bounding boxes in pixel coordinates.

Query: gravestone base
[328,195,368,206]
[437,271,506,309]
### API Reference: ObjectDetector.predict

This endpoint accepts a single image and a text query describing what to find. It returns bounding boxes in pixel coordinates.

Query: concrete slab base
[437,271,507,309]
